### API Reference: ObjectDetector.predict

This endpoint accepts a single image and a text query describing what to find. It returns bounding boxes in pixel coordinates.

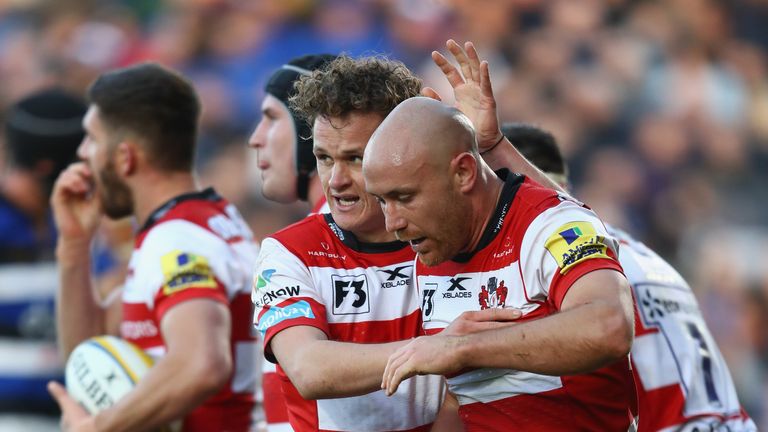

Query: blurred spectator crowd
[0,0,766,428]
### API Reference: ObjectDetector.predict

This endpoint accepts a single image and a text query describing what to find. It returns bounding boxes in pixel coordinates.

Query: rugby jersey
[613,226,756,431]
[417,170,634,431]
[253,213,443,432]
[122,188,259,431]
[262,195,329,432]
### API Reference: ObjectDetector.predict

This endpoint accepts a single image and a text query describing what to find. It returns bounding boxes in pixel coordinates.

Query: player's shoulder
[515,178,578,213]
[502,178,587,238]
[270,213,329,245]
[263,214,342,262]
[136,189,249,246]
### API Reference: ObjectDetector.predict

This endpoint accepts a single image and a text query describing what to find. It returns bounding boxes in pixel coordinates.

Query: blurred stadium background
[0,0,766,430]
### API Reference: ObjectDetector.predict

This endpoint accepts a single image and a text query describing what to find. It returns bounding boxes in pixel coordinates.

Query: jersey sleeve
[519,200,624,310]
[133,220,240,323]
[252,237,330,362]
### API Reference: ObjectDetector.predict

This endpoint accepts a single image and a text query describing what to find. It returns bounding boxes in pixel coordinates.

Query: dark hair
[5,88,86,185]
[289,55,422,127]
[87,63,200,172]
[501,123,566,176]
[265,54,338,201]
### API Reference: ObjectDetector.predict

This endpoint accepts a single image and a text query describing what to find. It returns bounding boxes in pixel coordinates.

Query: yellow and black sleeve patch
[544,221,611,274]
[160,250,217,295]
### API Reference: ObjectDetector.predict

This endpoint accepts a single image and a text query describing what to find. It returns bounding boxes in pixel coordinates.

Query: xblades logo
[379,265,411,288]
[447,277,470,291]
[444,276,472,299]
[379,266,410,281]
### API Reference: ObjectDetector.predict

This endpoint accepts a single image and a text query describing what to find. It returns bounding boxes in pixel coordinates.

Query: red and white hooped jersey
[417,170,635,431]
[253,213,444,432]
[122,188,259,432]
[611,225,756,431]
[261,196,329,432]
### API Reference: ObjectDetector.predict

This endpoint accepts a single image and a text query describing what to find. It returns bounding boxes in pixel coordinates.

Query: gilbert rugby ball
[65,335,153,414]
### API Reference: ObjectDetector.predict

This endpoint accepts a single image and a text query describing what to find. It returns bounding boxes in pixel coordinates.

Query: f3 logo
[332,274,370,315]
[422,283,438,322]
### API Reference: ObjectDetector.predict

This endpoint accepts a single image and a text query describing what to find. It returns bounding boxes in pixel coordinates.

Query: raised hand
[424,39,504,153]
[50,162,102,244]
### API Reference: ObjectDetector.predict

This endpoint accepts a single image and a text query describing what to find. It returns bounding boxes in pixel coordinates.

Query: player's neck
[132,170,197,228]
[465,168,504,253]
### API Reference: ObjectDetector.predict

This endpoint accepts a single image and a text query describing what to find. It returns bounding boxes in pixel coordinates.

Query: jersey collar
[138,187,221,234]
[451,169,524,263]
[322,213,408,254]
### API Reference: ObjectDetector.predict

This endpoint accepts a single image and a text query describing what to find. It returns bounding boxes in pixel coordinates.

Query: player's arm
[255,238,410,400]
[52,162,111,357]
[270,325,408,399]
[430,391,464,432]
[425,39,565,193]
[446,269,633,373]
[383,269,633,395]
[48,298,232,432]
[99,298,232,431]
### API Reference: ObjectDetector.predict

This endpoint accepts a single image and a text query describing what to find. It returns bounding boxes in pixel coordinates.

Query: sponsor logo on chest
[377,265,412,289]
[418,265,530,323]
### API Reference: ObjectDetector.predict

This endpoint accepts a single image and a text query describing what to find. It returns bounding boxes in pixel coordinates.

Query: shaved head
[365,97,477,172]
[364,97,499,266]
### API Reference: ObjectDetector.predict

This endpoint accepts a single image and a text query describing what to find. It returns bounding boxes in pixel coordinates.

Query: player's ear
[114,139,137,176]
[451,152,477,193]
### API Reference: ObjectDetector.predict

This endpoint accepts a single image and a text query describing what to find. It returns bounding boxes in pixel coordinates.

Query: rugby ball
[65,335,153,414]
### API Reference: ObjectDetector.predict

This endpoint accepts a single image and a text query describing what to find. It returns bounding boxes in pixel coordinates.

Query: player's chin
[330,210,361,232]
[416,250,443,267]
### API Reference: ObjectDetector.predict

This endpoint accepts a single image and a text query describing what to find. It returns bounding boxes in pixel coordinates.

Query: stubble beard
[98,161,134,220]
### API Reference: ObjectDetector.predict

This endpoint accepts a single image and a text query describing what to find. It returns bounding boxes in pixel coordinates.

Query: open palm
[422,40,503,152]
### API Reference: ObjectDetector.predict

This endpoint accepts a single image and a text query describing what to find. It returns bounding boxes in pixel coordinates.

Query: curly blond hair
[289,55,422,127]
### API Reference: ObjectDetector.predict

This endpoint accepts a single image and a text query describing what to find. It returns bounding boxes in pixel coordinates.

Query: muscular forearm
[56,239,106,358]
[456,300,633,375]
[94,351,229,432]
[282,339,410,399]
[482,139,566,193]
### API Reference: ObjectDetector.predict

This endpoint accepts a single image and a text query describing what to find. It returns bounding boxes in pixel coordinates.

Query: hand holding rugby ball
[63,335,153,413]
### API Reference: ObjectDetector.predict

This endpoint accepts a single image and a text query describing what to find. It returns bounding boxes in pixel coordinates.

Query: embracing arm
[382,269,634,394]
[271,325,408,400]
[453,269,633,373]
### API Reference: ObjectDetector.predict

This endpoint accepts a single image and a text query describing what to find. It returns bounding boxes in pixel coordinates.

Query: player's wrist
[480,132,505,156]
[452,335,473,370]
[55,237,92,262]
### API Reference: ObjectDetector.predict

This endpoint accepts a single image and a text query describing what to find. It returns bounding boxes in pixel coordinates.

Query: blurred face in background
[248,94,297,203]
[78,105,134,219]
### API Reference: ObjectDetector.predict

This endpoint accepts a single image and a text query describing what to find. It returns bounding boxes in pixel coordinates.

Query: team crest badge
[479,276,508,310]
